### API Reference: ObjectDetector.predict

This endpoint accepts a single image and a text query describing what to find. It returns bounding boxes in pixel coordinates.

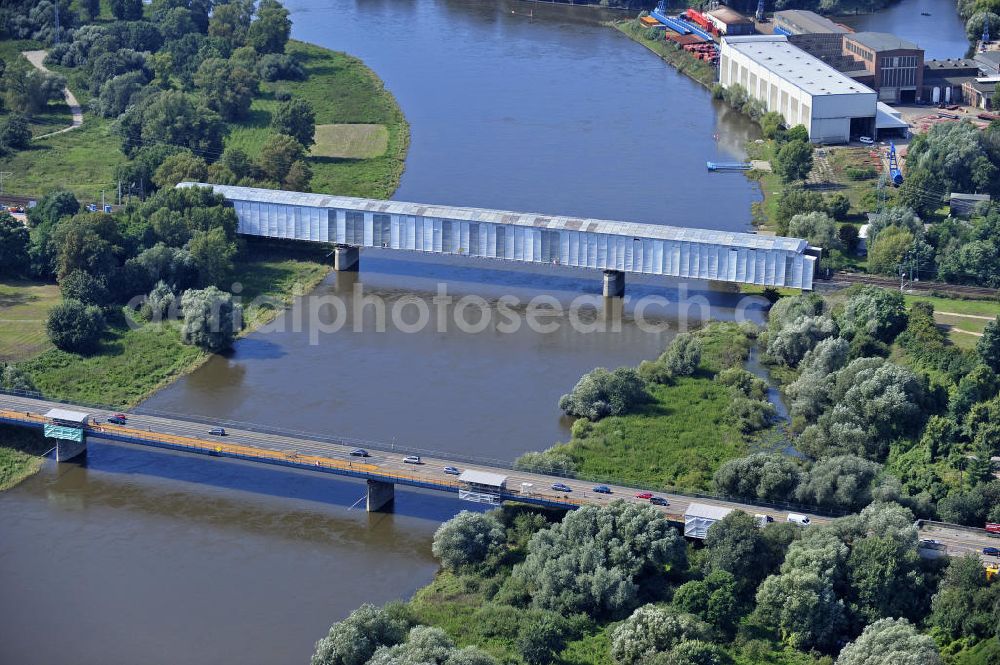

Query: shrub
[432,511,505,571]
[180,286,241,352]
[558,367,649,421]
[46,300,105,353]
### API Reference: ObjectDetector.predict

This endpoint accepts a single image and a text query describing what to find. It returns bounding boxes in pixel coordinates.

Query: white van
[787,513,811,526]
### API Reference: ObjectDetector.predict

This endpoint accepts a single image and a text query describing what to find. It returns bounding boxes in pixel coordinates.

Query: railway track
[825,271,1000,299]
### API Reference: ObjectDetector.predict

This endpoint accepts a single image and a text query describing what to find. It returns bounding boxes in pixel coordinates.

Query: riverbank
[612,19,716,89]
[0,426,48,491]
[0,40,409,203]
[19,250,331,409]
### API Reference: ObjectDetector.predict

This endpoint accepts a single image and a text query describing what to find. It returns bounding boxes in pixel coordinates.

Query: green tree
[180,286,241,352]
[826,193,851,221]
[788,211,838,249]
[773,188,826,234]
[609,605,711,665]
[704,511,773,590]
[755,568,845,651]
[3,67,66,114]
[796,455,882,511]
[311,602,412,665]
[257,133,306,182]
[513,450,576,475]
[431,511,505,571]
[46,300,105,353]
[673,571,742,634]
[248,0,291,54]
[59,270,109,307]
[284,159,312,191]
[838,286,908,343]
[976,316,1000,372]
[51,213,123,281]
[119,91,224,161]
[766,314,837,366]
[713,453,801,502]
[658,641,731,665]
[188,227,236,288]
[759,111,784,139]
[271,98,316,148]
[774,139,814,183]
[0,212,29,277]
[110,0,144,20]
[506,501,686,617]
[0,362,36,393]
[153,152,208,189]
[517,613,569,665]
[193,57,258,121]
[80,0,100,21]
[835,618,941,665]
[208,0,253,50]
[558,366,649,421]
[867,226,913,276]
[0,113,31,150]
[930,554,1000,640]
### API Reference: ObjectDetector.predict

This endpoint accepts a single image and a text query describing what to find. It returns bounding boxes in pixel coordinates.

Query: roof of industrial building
[458,470,507,487]
[924,58,978,71]
[773,9,849,35]
[684,503,734,520]
[707,6,752,25]
[44,408,89,424]
[876,102,909,130]
[845,31,920,52]
[180,183,809,253]
[722,36,877,98]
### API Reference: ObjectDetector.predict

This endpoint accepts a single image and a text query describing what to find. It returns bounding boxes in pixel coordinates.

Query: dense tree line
[0,0,315,194]
[0,187,243,356]
[316,499,1000,665]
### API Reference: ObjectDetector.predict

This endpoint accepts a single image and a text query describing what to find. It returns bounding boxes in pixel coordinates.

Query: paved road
[3,392,1000,564]
[22,50,83,139]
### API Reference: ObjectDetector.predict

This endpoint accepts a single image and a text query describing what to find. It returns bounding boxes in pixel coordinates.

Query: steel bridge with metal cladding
[178,183,818,293]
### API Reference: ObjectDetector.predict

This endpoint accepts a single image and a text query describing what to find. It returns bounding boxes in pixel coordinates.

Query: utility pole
[53,1,60,45]
[0,172,12,196]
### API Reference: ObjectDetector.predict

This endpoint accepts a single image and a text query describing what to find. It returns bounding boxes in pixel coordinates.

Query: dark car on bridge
[443,466,460,475]
[551,482,572,493]
[592,485,611,494]
[650,496,669,506]
[208,427,226,436]
[107,416,127,425]
[350,448,370,457]
[985,547,1000,557]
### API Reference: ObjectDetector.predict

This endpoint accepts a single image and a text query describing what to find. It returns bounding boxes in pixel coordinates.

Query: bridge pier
[55,436,86,462]
[366,479,395,512]
[602,270,625,298]
[334,245,359,272]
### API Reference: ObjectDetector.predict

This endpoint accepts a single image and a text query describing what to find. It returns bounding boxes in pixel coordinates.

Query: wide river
[0,2,965,664]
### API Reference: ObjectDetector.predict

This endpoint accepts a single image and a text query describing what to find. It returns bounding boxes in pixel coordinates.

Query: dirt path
[936,311,996,321]
[21,50,83,139]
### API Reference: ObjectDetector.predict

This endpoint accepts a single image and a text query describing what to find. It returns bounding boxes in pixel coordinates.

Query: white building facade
[719,35,878,144]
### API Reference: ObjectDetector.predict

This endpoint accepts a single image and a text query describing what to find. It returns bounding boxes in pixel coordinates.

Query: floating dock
[707,161,752,171]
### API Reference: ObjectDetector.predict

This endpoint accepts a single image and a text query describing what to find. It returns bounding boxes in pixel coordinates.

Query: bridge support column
[602,270,625,298]
[55,436,86,462]
[334,245,359,272]
[366,479,395,512]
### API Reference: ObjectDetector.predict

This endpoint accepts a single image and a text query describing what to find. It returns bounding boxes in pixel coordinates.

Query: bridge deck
[3,393,997,560]
[179,183,816,290]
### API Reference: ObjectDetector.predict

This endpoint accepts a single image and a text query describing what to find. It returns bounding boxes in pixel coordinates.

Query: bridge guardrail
[0,388,847,518]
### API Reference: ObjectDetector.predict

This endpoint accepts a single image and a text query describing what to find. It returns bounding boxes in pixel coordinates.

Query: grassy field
[0,280,61,361]
[533,322,756,492]
[554,376,745,491]
[904,294,1000,318]
[225,40,409,198]
[20,254,329,407]
[902,294,999,348]
[310,124,389,159]
[0,425,49,491]
[3,39,408,201]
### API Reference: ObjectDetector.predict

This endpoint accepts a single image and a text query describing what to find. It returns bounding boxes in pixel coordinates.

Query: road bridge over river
[179,183,818,293]
[3,392,999,562]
